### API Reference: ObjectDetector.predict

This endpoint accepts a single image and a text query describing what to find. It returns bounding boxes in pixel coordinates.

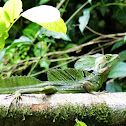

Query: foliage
[0,0,126,92]
[74,119,87,126]
[0,0,66,51]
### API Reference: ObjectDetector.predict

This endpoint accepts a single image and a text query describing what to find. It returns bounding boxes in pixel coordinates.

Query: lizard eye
[105,56,109,60]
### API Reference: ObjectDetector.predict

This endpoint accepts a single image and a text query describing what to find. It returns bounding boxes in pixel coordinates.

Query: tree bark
[0,93,126,126]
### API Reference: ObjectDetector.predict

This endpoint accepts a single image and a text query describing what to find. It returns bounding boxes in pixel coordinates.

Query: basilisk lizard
[0,54,119,105]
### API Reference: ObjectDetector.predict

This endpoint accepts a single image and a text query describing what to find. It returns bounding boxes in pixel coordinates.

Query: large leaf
[21,5,60,23]
[3,0,23,22]
[21,5,67,33]
[108,62,126,78]
[106,81,122,92]
[39,17,67,34]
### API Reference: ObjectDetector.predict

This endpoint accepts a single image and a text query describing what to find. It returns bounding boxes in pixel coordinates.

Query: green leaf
[33,41,50,69]
[57,54,69,69]
[119,50,126,62]
[108,62,126,78]
[39,27,70,41]
[21,5,67,33]
[0,7,10,28]
[22,23,41,40]
[79,8,91,33]
[39,60,50,70]
[0,19,8,36]
[3,0,22,23]
[6,36,32,51]
[0,48,6,61]
[0,35,5,51]
[106,81,122,92]
[39,17,67,34]
[39,0,50,5]
[0,32,9,51]
[111,40,126,51]
[74,119,87,126]
[78,2,101,33]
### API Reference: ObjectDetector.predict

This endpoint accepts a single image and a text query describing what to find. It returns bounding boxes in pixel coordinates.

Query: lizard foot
[90,90,107,95]
[5,91,22,115]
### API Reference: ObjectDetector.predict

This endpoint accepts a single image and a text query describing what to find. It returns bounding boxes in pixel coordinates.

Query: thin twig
[56,0,66,9]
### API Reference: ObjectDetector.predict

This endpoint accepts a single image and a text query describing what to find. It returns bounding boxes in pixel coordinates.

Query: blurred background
[0,0,126,92]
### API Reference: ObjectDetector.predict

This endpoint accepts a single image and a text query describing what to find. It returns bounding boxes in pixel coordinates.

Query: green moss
[0,103,125,126]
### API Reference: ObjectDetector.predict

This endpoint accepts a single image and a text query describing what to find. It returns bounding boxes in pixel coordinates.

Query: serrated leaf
[79,8,91,33]
[3,0,22,22]
[21,5,60,23]
[39,17,67,34]
[106,81,122,92]
[108,62,126,78]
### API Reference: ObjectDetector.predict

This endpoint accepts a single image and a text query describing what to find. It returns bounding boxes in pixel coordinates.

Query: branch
[0,93,126,125]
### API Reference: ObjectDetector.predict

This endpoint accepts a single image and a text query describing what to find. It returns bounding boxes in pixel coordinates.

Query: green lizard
[0,54,119,98]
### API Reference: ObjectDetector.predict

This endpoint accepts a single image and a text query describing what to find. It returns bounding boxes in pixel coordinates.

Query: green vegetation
[0,103,115,126]
[0,0,126,92]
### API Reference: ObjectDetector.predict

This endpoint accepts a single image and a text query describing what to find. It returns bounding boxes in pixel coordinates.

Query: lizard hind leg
[83,81,94,93]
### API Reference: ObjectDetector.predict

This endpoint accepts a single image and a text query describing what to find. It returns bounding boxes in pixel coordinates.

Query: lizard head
[95,54,119,82]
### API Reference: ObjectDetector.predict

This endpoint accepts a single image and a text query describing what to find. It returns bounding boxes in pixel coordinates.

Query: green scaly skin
[0,54,119,95]
[47,54,119,93]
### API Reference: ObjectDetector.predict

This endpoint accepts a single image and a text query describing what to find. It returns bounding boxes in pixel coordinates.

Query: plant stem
[7,15,21,32]
[65,1,89,25]
[105,3,126,6]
